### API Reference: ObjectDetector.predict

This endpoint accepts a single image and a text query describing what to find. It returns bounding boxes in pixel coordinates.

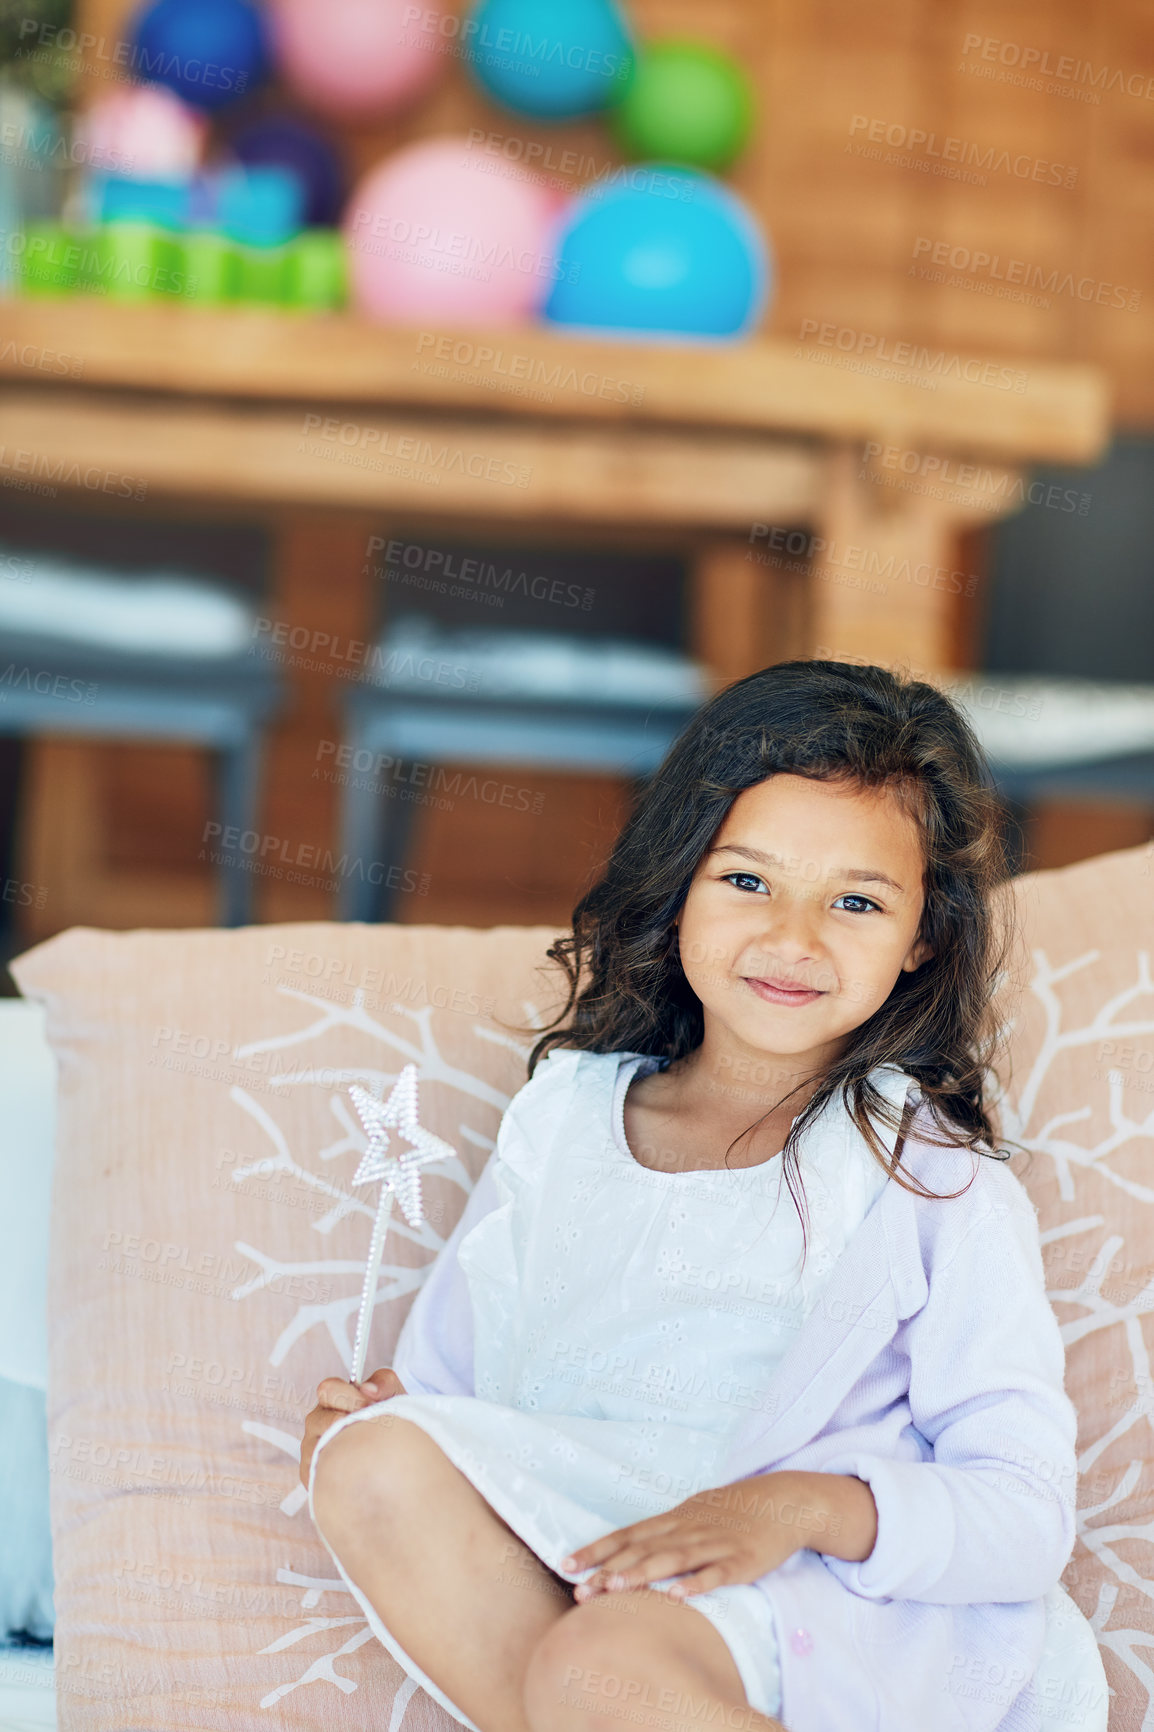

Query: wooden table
[0,298,1110,932]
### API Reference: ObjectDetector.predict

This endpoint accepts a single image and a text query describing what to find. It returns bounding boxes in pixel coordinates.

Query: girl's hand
[299,1367,406,1488]
[561,1472,829,1602]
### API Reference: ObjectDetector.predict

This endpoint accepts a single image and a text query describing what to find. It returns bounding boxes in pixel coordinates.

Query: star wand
[347,1063,456,1387]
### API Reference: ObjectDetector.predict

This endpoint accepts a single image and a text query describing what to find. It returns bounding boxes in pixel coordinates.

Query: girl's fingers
[665,1562,731,1600]
[575,1540,727,1599]
[562,1515,681,1572]
[360,1367,399,1399]
[316,1378,368,1412]
[580,1531,721,1583]
[562,1532,638,1571]
[577,1555,735,1602]
[573,1543,672,1584]
[316,1367,402,1413]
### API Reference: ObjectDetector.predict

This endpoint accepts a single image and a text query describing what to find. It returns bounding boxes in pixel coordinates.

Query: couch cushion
[11,922,561,1732]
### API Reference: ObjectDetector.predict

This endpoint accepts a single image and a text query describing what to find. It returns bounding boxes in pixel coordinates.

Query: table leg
[687,536,808,688]
[812,445,1023,677]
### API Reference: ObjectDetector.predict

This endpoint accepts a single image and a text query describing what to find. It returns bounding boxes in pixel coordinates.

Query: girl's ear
[901,937,934,972]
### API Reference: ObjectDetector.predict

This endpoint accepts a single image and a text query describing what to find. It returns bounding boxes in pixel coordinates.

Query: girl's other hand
[299,1367,406,1487]
[561,1473,822,1602]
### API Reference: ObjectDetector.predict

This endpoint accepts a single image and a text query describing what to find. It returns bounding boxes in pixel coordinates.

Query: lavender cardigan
[392,1064,1080,1732]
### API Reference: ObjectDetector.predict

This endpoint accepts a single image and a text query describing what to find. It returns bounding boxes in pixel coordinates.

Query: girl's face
[676,773,933,1073]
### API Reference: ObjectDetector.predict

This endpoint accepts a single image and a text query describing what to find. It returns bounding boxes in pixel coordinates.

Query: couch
[1,838,1152,1730]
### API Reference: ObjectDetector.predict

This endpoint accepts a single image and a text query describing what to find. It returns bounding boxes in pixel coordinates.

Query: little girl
[302,659,1108,1732]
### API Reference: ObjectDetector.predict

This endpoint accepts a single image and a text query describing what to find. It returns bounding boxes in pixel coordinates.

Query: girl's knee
[312,1413,431,1542]
[522,1597,655,1725]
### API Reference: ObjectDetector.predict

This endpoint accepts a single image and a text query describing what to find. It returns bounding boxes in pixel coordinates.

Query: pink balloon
[271,0,446,119]
[344,136,566,325]
[75,83,206,179]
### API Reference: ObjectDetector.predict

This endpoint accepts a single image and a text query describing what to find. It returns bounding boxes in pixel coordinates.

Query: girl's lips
[744,977,825,1007]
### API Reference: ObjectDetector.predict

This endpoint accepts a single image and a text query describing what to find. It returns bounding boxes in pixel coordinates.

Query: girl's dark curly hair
[528,658,1018,1241]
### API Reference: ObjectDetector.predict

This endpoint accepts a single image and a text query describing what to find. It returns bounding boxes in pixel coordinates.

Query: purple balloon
[227,114,345,228]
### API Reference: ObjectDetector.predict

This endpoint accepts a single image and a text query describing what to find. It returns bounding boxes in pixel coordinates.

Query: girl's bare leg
[523,1589,788,1732]
[311,1411,574,1732]
[312,1413,787,1732]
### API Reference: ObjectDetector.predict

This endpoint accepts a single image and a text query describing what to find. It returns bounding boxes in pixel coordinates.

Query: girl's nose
[748,899,823,968]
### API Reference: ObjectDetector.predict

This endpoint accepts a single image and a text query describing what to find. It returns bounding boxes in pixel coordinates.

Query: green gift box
[283,230,347,310]
[17,223,80,296]
[151,229,188,300]
[82,222,164,302]
[177,231,240,305]
[234,242,290,306]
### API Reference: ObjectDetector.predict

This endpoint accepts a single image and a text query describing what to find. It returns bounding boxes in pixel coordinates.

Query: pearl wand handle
[350,1185,394,1388]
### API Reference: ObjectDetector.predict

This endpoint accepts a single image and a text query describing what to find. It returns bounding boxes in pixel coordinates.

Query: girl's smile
[742,975,826,1007]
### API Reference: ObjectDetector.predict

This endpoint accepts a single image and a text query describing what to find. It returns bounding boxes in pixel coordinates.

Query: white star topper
[347,1064,456,1386]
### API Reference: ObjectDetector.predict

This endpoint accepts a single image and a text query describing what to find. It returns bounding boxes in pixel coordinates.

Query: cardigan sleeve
[817,1171,1078,1606]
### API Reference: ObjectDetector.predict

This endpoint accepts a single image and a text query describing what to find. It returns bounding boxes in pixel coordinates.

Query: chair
[0,551,285,927]
[940,674,1154,870]
[338,619,709,922]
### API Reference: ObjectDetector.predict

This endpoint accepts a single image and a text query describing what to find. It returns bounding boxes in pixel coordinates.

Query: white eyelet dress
[309,1048,905,1730]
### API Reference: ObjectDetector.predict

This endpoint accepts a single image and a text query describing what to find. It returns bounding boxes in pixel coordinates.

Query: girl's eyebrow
[710,843,906,895]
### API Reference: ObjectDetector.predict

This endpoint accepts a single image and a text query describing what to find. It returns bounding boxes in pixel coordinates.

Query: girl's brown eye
[833,894,880,914]
[723,872,768,896]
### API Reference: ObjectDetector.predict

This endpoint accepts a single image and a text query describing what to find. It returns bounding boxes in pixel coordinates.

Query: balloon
[611,40,755,171]
[129,0,270,111]
[344,136,563,325]
[74,83,207,180]
[271,0,447,120]
[217,165,305,246]
[544,169,771,339]
[465,0,633,120]
[226,114,346,228]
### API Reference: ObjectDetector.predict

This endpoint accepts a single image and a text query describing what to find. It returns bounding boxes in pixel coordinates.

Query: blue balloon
[466,0,634,120]
[545,168,772,339]
[130,0,270,112]
[217,166,304,247]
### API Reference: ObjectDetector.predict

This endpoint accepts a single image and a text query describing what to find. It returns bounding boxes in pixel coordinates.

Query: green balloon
[611,40,756,171]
